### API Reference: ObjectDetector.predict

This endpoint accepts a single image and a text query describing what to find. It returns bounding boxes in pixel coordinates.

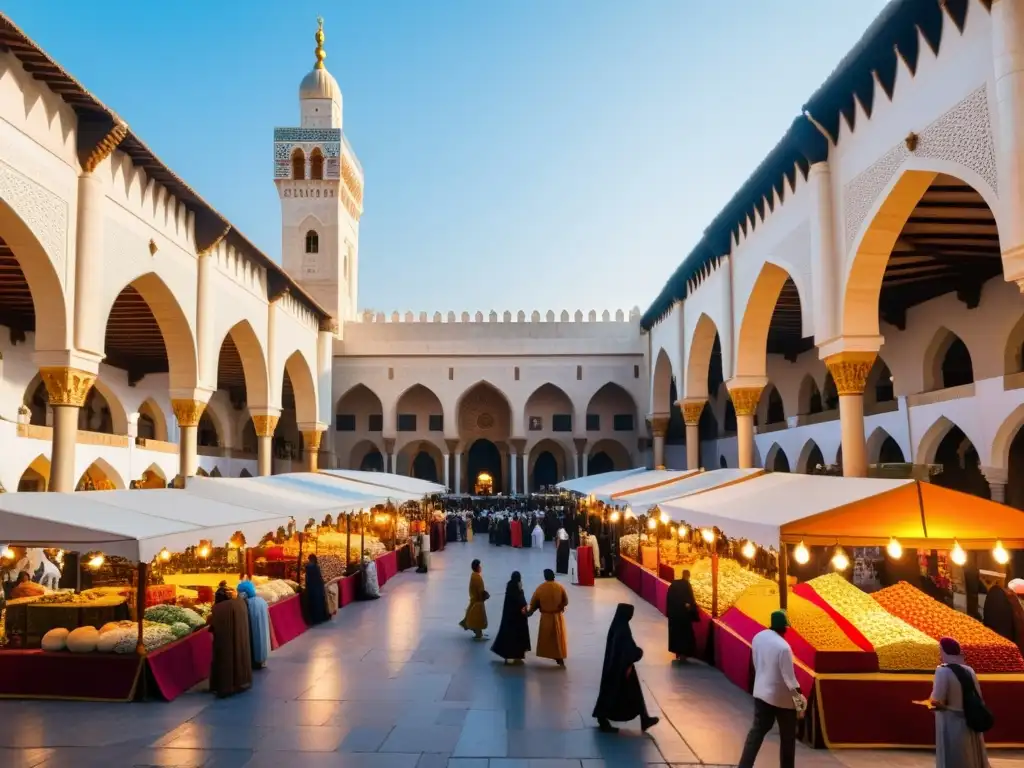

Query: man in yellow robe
[459,559,488,639]
[528,568,568,666]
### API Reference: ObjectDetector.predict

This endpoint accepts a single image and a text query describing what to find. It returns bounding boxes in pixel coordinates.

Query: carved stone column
[172,399,207,482]
[825,351,876,477]
[41,367,96,492]
[728,386,763,470]
[681,399,706,471]
[301,428,325,472]
[445,438,459,492]
[983,466,1009,504]
[992,0,1024,286]
[574,437,588,477]
[649,414,669,470]
[510,438,526,494]
[252,413,280,477]
[383,437,396,474]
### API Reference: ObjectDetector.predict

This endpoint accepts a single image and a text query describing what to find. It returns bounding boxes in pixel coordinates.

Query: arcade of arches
[334,380,640,494]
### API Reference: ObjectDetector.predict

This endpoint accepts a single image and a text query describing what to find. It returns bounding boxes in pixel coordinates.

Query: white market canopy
[614,468,764,512]
[659,473,913,548]
[556,468,647,495]
[584,469,702,504]
[183,474,399,515]
[318,469,445,496]
[0,488,297,563]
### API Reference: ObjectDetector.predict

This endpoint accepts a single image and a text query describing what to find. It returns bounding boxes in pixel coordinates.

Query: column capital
[302,430,324,453]
[39,366,96,407]
[648,413,669,438]
[824,351,877,396]
[981,465,1009,485]
[726,379,765,417]
[445,438,460,454]
[296,421,328,434]
[573,437,587,454]
[383,437,396,454]
[252,414,280,438]
[510,438,526,454]
[678,398,706,426]
[171,398,207,428]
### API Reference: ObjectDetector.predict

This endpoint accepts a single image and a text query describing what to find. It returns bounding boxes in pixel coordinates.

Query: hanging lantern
[950,539,967,567]
[659,510,670,525]
[609,510,620,523]
[793,541,810,565]
[677,525,688,538]
[831,545,850,571]
[198,545,211,559]
[993,540,1010,566]
[647,517,657,530]
[886,537,903,560]
[158,548,171,562]
[1,547,14,560]
[87,553,105,569]
[741,541,756,559]
[701,528,715,544]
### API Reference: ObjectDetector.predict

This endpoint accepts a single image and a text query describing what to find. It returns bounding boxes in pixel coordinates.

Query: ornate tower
[275,18,363,322]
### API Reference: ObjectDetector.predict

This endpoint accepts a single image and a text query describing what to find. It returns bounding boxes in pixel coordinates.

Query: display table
[376,550,398,589]
[0,649,143,702]
[268,592,308,650]
[145,628,213,702]
[339,572,359,607]
[576,546,594,587]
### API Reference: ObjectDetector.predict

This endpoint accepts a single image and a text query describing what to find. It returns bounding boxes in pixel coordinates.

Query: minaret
[274,18,363,323]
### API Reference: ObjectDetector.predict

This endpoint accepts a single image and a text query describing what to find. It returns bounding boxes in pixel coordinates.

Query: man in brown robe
[459,559,488,640]
[528,569,568,666]
[209,595,253,698]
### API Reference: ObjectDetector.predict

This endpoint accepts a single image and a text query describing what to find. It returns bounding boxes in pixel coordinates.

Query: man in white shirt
[738,610,800,768]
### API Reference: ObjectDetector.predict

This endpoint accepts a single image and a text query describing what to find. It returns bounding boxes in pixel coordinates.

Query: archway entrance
[412,451,438,482]
[933,425,988,499]
[588,452,614,476]
[360,450,384,472]
[532,451,558,489]
[468,439,502,495]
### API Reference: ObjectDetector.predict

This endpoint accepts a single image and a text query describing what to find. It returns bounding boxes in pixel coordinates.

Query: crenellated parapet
[355,308,642,324]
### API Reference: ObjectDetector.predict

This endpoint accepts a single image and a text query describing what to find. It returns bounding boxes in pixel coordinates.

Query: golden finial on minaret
[314,16,326,70]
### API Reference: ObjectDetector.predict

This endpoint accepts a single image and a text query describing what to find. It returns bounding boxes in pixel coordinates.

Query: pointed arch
[0,195,69,351]
[1004,314,1024,376]
[527,437,569,488]
[923,327,974,391]
[864,356,895,410]
[651,347,674,414]
[394,384,444,438]
[456,380,512,440]
[197,409,223,448]
[219,320,270,410]
[82,377,128,435]
[761,384,785,425]
[136,463,167,489]
[291,147,305,180]
[396,440,443,481]
[685,313,719,400]
[350,439,384,471]
[137,397,168,441]
[336,383,383,433]
[282,350,318,425]
[916,415,982,467]
[240,468,253,478]
[765,443,790,472]
[17,454,50,492]
[798,374,822,415]
[866,427,904,464]
[993,402,1024,470]
[309,148,324,181]
[735,262,806,378]
[797,439,824,474]
[76,458,125,491]
[586,382,639,436]
[523,383,573,434]
[587,438,632,471]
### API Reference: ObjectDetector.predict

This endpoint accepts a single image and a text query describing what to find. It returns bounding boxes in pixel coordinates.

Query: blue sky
[7,1,890,316]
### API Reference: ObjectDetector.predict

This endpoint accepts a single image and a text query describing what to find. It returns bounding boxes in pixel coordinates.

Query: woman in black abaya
[666,570,699,661]
[490,571,531,664]
[592,603,659,733]
[303,554,330,625]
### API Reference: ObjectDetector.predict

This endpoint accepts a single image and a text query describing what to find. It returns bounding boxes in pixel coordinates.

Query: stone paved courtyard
[1,539,1023,767]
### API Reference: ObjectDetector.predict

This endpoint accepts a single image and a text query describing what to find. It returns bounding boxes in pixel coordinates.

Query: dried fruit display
[734,588,860,652]
[317,555,346,582]
[807,573,939,671]
[872,581,1024,673]
[689,558,773,615]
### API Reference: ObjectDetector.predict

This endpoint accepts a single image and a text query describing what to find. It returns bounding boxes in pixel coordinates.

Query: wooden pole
[345,512,352,573]
[135,561,148,656]
[779,542,789,611]
[297,532,304,586]
[711,549,719,618]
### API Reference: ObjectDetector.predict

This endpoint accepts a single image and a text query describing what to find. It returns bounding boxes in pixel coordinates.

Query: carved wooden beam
[78,116,128,172]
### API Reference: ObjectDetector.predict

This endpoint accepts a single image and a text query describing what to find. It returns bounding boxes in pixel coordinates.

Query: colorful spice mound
[734,587,859,652]
[807,574,938,671]
[873,581,1024,673]
[690,558,772,615]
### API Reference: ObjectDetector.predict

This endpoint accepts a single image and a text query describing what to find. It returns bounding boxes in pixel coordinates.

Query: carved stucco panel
[0,158,69,284]
[843,86,996,252]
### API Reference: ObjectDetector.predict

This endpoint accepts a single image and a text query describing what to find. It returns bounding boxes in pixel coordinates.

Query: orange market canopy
[659,473,1024,550]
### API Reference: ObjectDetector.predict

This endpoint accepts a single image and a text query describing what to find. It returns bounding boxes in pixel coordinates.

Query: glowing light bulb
[647,518,657,530]
[950,540,967,567]
[886,537,903,560]
[659,511,669,525]
[198,545,210,559]
[993,540,1010,566]
[159,548,171,562]
[742,541,756,559]
[793,542,810,565]
[701,528,715,544]
[677,525,688,538]
[87,554,105,569]
[831,547,850,571]
[1,547,14,560]
[609,511,620,523]
[625,507,635,519]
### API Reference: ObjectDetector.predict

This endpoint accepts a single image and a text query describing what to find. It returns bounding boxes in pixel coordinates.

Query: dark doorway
[532,450,558,489]
[360,450,384,472]
[802,443,824,474]
[933,426,989,499]
[589,451,614,476]
[468,439,503,494]
[878,436,905,464]
[769,448,790,472]
[411,451,437,482]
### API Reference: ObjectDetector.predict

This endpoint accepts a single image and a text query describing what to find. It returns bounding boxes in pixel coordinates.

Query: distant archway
[797,440,824,474]
[799,375,822,415]
[932,424,988,499]
[468,438,503,494]
[765,444,790,473]
[76,459,125,491]
[411,451,438,482]
[588,438,632,472]
[924,328,974,391]
[350,439,384,471]
[17,455,50,492]
[532,451,558,489]
[588,452,614,475]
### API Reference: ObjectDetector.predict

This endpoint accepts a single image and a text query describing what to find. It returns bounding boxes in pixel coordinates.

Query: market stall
[654,472,1024,749]
[556,467,646,495]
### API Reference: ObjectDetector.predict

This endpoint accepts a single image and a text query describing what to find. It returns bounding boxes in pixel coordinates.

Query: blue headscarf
[236,580,256,599]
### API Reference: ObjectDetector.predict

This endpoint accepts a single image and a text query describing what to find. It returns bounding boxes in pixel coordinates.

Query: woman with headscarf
[592,603,659,733]
[666,570,699,662]
[208,591,253,698]
[459,559,489,640]
[236,580,271,669]
[929,637,991,768]
[491,571,530,664]
[303,554,330,624]
[214,580,231,604]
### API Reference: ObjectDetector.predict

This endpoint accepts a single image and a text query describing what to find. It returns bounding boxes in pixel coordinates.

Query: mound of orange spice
[873,581,1024,673]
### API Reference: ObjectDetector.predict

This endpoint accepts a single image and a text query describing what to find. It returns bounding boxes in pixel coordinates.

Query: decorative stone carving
[39,366,95,407]
[844,86,997,251]
[477,413,494,430]
[445,438,460,454]
[681,401,705,426]
[824,351,877,396]
[171,399,207,427]
[302,430,324,453]
[0,160,69,281]
[649,416,669,437]
[252,414,280,437]
[728,387,763,417]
